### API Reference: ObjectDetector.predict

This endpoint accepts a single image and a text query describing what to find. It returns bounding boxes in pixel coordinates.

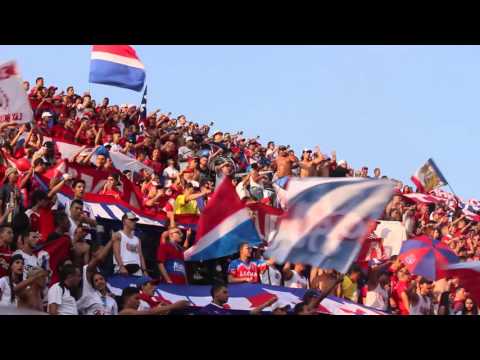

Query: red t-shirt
[156,242,186,284]
[99,188,121,199]
[392,280,410,315]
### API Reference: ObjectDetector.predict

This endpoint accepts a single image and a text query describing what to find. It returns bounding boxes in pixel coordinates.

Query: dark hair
[35,77,43,83]
[30,189,48,208]
[463,297,478,315]
[72,179,86,188]
[210,283,227,298]
[8,255,24,304]
[238,242,249,252]
[0,225,12,236]
[121,286,140,308]
[58,263,80,298]
[67,86,74,92]
[348,264,362,275]
[70,199,84,209]
[89,271,105,288]
[293,302,307,314]
[53,211,69,227]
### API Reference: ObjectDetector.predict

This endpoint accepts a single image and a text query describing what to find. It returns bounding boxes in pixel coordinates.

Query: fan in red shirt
[98,175,121,200]
[156,228,187,285]
[391,267,411,315]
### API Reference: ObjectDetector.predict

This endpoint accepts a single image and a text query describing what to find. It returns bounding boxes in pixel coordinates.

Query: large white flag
[0,61,33,124]
[265,178,394,273]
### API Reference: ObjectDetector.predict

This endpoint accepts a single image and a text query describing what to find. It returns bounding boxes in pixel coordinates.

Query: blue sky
[2,45,478,199]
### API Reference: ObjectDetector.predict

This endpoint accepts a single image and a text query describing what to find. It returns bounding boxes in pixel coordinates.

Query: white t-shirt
[48,283,78,315]
[260,266,282,286]
[284,270,309,289]
[77,265,97,313]
[365,284,389,311]
[68,216,92,242]
[83,292,118,315]
[162,166,179,188]
[113,231,141,271]
[0,276,15,307]
[13,249,50,279]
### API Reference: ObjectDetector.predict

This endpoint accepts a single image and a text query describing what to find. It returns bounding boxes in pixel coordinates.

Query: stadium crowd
[0,76,478,315]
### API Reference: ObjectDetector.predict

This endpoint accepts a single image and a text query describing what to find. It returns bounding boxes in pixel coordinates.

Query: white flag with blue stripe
[265,178,395,273]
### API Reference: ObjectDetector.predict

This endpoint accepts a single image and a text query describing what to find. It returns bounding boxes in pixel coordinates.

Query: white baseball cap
[41,112,52,118]
[338,160,347,166]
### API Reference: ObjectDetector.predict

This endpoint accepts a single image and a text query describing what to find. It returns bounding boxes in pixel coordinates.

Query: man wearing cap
[112,212,146,276]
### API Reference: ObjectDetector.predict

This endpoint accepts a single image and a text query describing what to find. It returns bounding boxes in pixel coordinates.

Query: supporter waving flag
[411,158,448,193]
[265,178,394,274]
[184,177,262,261]
[0,60,33,124]
[89,45,146,92]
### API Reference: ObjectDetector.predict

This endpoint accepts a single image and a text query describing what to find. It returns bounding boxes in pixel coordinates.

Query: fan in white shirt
[48,264,82,315]
[283,263,309,289]
[13,231,50,280]
[162,159,179,188]
[77,238,118,315]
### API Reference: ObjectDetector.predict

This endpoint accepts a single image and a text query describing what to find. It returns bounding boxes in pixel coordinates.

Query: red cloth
[37,234,71,286]
[392,280,410,315]
[156,242,186,285]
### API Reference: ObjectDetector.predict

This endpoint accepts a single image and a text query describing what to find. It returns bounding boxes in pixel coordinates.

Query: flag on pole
[264,178,394,273]
[89,45,146,92]
[139,86,147,132]
[411,158,448,193]
[0,60,33,124]
[184,178,262,262]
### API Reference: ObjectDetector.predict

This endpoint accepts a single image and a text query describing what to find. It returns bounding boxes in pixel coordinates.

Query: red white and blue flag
[411,158,448,193]
[184,177,262,261]
[106,275,385,315]
[89,45,146,92]
[265,178,394,273]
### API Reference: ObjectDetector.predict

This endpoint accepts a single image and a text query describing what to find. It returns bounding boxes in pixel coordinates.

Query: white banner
[374,221,407,257]
[0,61,33,124]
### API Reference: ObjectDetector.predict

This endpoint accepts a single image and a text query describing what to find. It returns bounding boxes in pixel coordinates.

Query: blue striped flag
[265,178,394,273]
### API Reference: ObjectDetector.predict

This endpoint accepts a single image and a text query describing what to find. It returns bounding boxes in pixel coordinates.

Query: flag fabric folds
[265,178,394,273]
[106,275,385,315]
[0,60,33,124]
[89,45,146,92]
[411,158,448,193]
[184,178,262,262]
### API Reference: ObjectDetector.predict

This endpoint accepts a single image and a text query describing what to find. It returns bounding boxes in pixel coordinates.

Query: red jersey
[227,259,260,283]
[392,280,410,315]
[156,242,186,284]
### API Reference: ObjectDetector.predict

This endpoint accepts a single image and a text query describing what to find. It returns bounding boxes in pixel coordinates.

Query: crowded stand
[0,74,479,316]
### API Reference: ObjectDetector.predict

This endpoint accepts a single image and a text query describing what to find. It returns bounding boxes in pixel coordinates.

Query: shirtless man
[299,146,325,178]
[273,146,296,183]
